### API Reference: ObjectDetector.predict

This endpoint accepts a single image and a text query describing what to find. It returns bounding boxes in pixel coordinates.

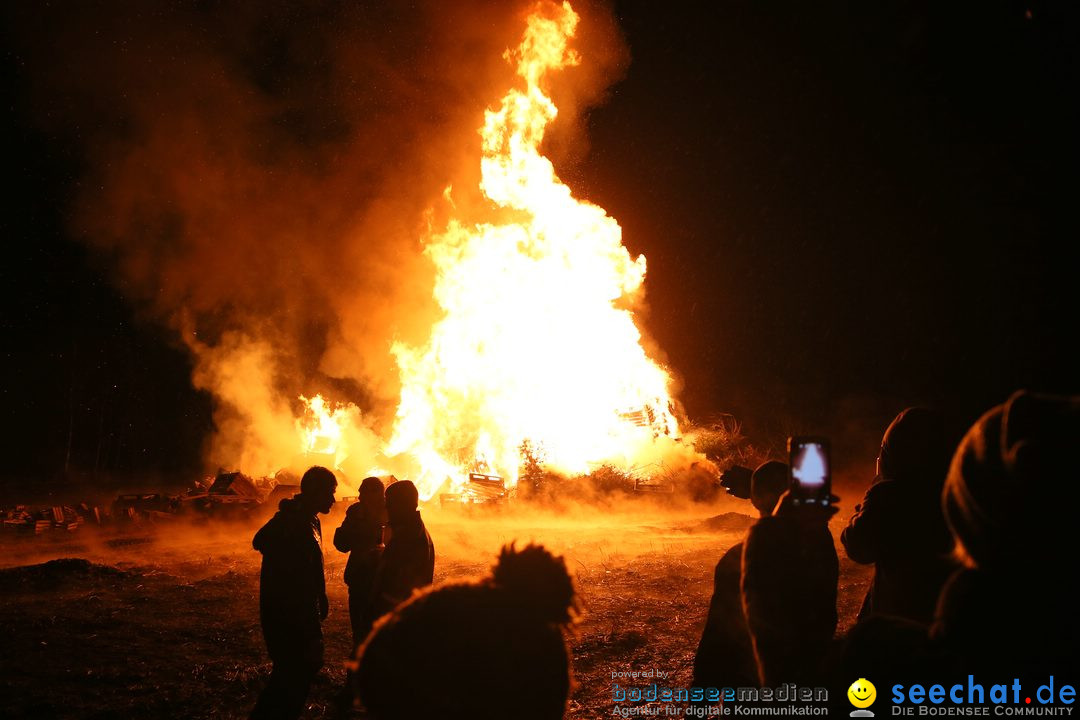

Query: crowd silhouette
[248,390,1077,718]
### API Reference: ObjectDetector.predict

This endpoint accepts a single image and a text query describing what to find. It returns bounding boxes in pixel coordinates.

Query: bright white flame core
[382,2,682,500]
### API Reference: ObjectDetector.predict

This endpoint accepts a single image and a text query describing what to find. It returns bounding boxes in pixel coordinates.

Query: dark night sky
[583,1,1078,427]
[2,1,1077,484]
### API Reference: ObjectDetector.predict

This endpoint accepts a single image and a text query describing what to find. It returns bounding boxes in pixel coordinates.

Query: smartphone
[788,436,831,505]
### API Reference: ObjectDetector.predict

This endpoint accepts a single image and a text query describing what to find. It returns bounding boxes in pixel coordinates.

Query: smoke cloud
[10,0,629,477]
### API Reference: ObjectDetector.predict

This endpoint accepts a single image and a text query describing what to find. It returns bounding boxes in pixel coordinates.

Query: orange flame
[386,1,682,500]
[296,394,358,471]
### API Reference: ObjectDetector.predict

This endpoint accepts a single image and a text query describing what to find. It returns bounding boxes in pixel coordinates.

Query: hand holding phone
[720,464,753,499]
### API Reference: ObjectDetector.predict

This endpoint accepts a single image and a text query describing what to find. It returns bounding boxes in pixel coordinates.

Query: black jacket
[334,501,384,589]
[842,478,954,624]
[693,541,759,689]
[741,514,838,685]
[253,496,328,629]
[371,510,434,616]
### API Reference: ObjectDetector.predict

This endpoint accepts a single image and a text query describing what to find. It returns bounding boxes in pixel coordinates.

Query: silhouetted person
[693,461,788,690]
[368,480,434,621]
[831,391,1080,697]
[841,407,956,623]
[741,489,839,686]
[830,613,942,712]
[250,466,337,720]
[334,476,386,646]
[355,543,578,720]
[749,461,789,518]
[932,390,1079,678]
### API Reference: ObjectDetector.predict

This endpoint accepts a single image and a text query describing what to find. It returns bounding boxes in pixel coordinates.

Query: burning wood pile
[1,5,721,528]
[149,1,699,508]
[439,472,507,508]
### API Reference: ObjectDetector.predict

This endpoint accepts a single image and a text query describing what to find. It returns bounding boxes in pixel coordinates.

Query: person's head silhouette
[944,391,1079,571]
[358,476,386,511]
[876,407,951,486]
[751,461,789,516]
[355,543,578,719]
[299,466,337,514]
[385,480,419,524]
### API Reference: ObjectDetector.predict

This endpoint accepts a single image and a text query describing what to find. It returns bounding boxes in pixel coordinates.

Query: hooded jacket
[334,500,384,589]
[933,391,1079,677]
[371,509,434,616]
[842,407,955,623]
[253,496,328,628]
[741,510,838,686]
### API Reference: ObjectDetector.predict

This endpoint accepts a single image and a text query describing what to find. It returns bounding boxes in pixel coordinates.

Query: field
[0,496,872,719]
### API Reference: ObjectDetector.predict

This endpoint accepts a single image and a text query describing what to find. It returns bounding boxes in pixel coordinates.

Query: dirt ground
[0,496,872,719]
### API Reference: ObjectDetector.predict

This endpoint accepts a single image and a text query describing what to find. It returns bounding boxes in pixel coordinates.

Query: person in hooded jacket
[250,466,336,720]
[831,391,1080,700]
[333,476,386,647]
[692,461,790,691]
[368,480,434,621]
[932,391,1079,680]
[355,543,578,720]
[841,407,957,623]
[741,487,839,686]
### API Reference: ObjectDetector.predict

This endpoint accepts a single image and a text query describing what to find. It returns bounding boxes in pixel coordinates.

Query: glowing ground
[0,499,871,718]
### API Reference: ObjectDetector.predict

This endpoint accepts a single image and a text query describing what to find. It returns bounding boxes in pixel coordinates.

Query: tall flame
[387,1,681,500]
[296,394,357,471]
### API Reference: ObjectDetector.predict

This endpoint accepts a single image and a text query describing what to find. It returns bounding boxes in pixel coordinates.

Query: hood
[879,407,951,487]
[278,495,303,512]
[944,390,1079,572]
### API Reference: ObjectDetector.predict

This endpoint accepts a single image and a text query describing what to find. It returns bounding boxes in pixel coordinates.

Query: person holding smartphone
[693,461,790,692]
[841,408,956,624]
[740,439,839,686]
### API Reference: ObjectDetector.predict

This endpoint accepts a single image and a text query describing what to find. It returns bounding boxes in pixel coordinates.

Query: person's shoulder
[253,511,286,551]
[718,541,743,566]
[746,514,783,536]
[713,541,742,580]
[864,478,901,499]
[742,516,790,556]
[260,500,313,535]
[746,513,832,552]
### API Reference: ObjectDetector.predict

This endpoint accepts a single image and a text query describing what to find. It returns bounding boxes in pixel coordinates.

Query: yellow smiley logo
[848,678,877,709]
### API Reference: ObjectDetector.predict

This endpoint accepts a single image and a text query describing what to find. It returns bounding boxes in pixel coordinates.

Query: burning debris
[295,394,363,473]
[439,472,508,508]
